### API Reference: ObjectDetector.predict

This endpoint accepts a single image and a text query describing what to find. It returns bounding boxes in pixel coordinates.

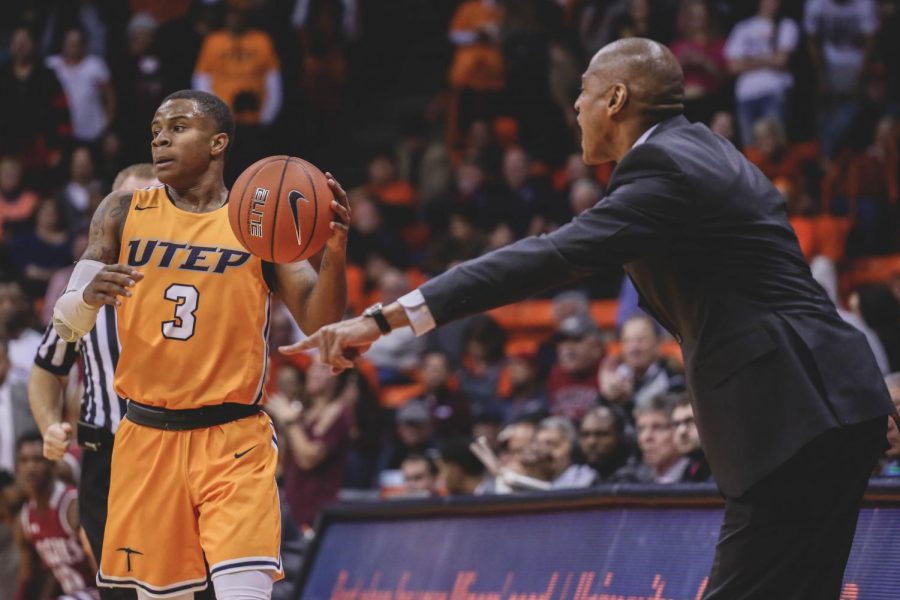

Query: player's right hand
[83,264,144,307]
[43,422,73,461]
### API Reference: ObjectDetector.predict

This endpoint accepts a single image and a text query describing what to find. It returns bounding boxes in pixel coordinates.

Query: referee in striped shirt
[29,164,156,600]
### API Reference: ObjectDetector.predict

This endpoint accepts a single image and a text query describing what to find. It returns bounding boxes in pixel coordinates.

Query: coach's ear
[210,132,229,157]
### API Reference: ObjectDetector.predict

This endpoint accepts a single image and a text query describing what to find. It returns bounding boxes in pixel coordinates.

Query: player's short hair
[112,163,156,191]
[161,90,235,142]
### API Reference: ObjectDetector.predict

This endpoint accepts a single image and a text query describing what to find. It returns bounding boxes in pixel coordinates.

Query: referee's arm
[30,324,80,461]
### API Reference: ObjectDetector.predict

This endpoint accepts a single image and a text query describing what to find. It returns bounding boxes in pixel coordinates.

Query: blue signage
[299,487,900,600]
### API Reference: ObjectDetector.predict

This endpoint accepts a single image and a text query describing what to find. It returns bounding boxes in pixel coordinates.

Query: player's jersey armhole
[116,191,137,251]
[262,261,278,294]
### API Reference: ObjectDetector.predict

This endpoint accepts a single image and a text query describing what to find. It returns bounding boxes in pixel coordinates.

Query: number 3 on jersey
[162,284,199,340]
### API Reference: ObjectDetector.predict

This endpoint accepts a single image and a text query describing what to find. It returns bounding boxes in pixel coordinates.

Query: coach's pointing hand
[279,316,380,374]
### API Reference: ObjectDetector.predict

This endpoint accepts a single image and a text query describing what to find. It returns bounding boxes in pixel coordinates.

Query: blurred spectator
[805,0,879,159]
[0,343,37,477]
[267,359,354,529]
[0,27,71,180]
[447,0,505,144]
[427,160,505,236]
[366,153,416,228]
[378,400,436,474]
[46,28,115,145]
[438,438,494,495]
[724,0,799,146]
[346,190,409,269]
[457,317,507,409]
[670,0,727,125]
[598,0,672,49]
[400,453,438,497]
[500,351,549,423]
[416,352,472,442]
[40,231,88,327]
[40,0,108,58]
[547,315,603,420]
[0,157,39,239]
[395,111,453,206]
[364,269,426,384]
[472,409,503,455]
[498,147,564,237]
[0,280,42,387]
[878,372,900,477]
[535,416,597,488]
[613,394,688,483]
[568,178,603,217]
[811,256,891,374]
[340,369,385,490]
[7,198,72,300]
[497,419,537,470]
[112,13,166,164]
[823,115,899,255]
[670,393,711,482]
[577,405,633,482]
[292,0,357,115]
[14,432,97,599]
[193,4,282,126]
[742,117,819,194]
[600,315,685,414]
[426,208,486,274]
[709,110,737,146]
[57,146,102,234]
[849,284,900,371]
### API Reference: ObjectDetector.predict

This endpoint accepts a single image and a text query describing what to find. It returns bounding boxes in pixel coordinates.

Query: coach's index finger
[278,334,318,355]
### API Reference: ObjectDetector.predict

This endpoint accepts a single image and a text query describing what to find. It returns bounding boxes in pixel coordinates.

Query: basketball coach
[287,38,896,598]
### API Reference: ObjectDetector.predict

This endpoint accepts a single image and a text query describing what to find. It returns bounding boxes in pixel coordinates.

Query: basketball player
[51,90,350,599]
[30,164,157,600]
[14,432,99,600]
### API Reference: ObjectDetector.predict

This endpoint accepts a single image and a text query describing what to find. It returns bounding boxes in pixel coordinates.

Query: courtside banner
[296,482,900,600]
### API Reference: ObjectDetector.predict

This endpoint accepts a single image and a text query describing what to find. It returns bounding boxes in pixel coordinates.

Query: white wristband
[51,260,105,342]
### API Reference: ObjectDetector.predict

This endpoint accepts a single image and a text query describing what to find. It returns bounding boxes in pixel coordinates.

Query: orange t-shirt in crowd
[194,29,280,123]
[448,0,505,91]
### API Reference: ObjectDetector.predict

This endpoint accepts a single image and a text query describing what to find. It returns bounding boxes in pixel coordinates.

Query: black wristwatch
[363,302,392,334]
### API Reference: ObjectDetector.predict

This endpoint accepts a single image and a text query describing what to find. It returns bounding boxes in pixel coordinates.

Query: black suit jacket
[420,115,894,497]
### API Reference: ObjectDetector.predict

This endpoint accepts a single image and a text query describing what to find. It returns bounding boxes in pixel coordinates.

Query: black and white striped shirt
[33,305,126,433]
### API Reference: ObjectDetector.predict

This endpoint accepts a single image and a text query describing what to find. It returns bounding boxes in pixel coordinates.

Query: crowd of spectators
[1,0,900,596]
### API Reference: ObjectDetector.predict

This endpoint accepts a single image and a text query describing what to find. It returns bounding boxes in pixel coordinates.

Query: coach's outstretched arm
[275,173,350,335]
[51,191,143,342]
[284,145,688,372]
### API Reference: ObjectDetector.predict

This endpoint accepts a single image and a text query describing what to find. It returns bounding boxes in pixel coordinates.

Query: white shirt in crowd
[46,54,110,141]
[8,329,42,388]
[724,16,799,102]
[804,0,879,94]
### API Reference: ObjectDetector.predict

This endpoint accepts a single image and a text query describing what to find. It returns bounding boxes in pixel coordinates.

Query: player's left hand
[324,172,350,253]
[279,315,380,374]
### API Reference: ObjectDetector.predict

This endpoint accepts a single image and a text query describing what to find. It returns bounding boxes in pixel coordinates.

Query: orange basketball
[228,155,334,263]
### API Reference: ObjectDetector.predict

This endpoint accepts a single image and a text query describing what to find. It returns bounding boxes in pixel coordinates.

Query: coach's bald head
[575,38,685,164]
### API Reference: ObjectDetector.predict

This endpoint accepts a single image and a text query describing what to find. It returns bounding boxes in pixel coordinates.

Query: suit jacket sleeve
[419,144,691,325]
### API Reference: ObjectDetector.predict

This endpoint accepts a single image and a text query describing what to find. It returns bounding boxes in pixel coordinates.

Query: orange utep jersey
[114,186,271,409]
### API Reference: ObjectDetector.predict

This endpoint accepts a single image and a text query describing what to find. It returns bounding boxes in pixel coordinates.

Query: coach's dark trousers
[703,417,887,600]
